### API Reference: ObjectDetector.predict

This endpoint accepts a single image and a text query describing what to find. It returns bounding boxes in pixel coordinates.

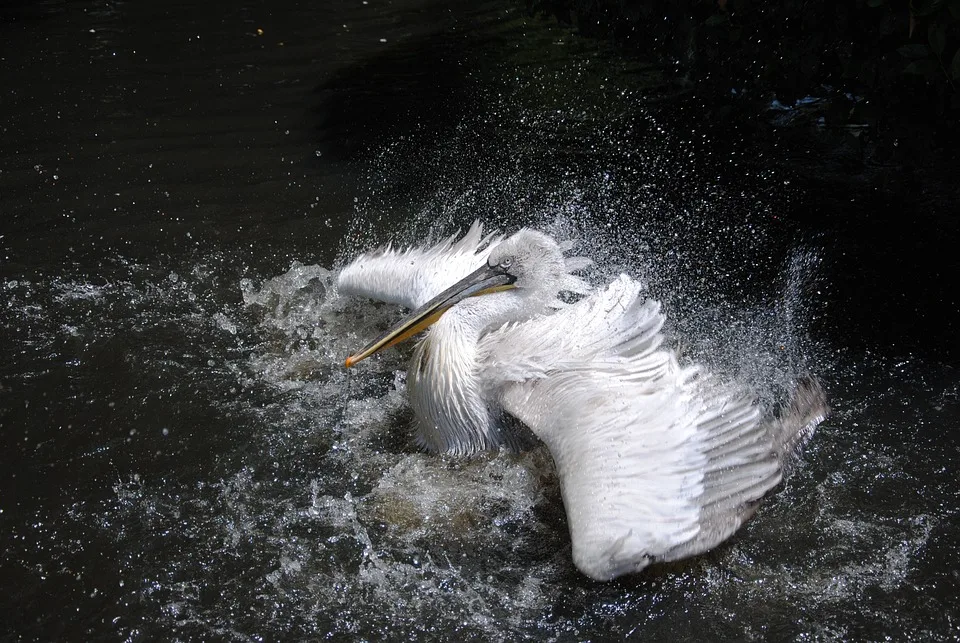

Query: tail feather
[769,376,829,476]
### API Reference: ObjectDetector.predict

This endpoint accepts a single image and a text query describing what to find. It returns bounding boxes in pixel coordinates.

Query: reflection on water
[1,0,957,640]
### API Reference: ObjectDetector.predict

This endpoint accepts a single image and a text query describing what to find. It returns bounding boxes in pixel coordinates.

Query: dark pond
[2,0,957,640]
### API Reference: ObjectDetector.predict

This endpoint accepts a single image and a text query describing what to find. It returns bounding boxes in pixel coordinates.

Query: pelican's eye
[499,258,513,271]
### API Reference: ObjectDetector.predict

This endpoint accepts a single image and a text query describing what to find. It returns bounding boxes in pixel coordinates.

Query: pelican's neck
[407,287,559,454]
[407,294,528,454]
[447,287,551,335]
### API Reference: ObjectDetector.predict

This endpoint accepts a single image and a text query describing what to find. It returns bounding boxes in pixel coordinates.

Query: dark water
[2,1,958,640]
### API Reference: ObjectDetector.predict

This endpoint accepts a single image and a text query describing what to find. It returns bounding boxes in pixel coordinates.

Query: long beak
[344,263,516,367]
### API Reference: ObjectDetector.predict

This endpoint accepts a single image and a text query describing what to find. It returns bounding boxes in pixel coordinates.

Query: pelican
[337,222,828,581]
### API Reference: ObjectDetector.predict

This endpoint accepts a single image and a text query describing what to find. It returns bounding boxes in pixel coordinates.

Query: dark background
[1,0,957,640]
[528,0,960,365]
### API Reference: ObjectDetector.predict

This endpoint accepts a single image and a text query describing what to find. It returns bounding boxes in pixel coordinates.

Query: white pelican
[337,222,828,581]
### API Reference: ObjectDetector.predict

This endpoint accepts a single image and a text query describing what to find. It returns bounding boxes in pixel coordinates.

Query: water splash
[4,27,955,642]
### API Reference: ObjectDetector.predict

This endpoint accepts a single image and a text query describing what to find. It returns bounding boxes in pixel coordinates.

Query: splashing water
[3,5,957,639]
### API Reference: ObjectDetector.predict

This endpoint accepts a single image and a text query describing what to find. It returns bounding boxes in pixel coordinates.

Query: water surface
[2,0,958,640]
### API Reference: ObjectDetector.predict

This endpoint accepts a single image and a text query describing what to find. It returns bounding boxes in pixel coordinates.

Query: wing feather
[489,277,828,580]
[337,220,503,310]
[478,274,664,383]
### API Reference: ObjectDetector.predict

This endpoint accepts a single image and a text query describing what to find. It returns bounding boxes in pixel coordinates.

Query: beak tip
[344,356,355,368]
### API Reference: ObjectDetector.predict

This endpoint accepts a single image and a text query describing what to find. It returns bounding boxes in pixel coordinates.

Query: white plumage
[337,222,828,580]
[338,222,506,310]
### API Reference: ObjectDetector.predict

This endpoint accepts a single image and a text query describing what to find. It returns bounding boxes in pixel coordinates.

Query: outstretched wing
[479,274,666,382]
[336,221,502,310]
[488,277,827,580]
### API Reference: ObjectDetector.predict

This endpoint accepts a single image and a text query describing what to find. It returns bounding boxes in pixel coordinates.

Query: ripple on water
[4,184,954,641]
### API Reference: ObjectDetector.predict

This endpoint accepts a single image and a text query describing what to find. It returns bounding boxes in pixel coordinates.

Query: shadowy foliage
[528,0,960,158]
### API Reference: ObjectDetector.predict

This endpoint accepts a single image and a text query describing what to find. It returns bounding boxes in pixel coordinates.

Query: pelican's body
[338,222,827,580]
[408,301,510,454]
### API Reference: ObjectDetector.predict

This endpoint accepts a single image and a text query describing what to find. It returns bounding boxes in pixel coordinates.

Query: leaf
[842,57,862,78]
[952,49,960,80]
[904,59,941,78]
[928,22,947,55]
[898,44,932,59]
[910,0,944,16]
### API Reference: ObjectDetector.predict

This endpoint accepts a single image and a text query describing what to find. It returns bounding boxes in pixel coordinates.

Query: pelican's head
[485,229,566,293]
[345,228,586,367]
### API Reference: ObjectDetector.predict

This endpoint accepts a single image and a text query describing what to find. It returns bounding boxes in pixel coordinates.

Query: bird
[336,221,828,581]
